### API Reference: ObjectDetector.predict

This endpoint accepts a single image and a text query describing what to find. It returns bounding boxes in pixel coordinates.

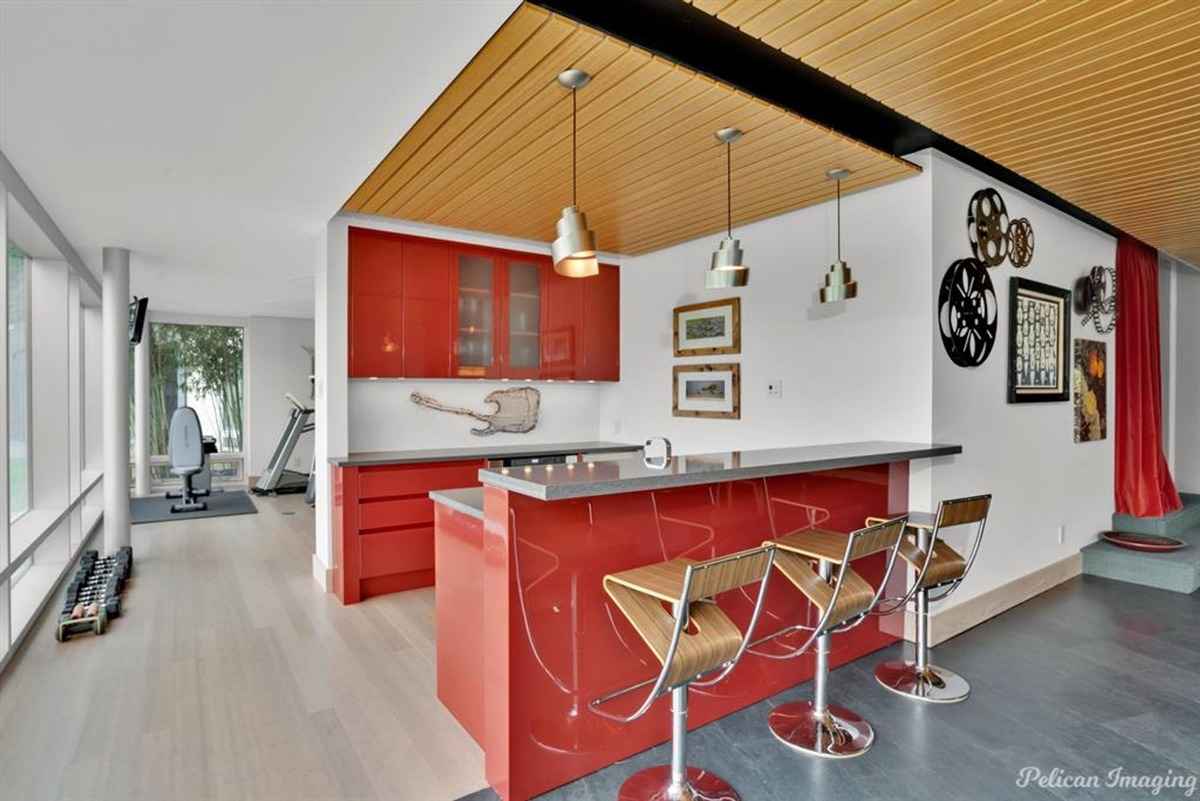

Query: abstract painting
[1073,339,1106,442]
[1008,277,1071,403]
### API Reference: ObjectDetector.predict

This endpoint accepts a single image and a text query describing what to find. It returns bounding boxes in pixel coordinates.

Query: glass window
[148,322,245,462]
[8,241,30,521]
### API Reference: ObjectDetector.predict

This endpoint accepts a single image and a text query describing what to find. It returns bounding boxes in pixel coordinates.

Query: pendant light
[819,168,857,303]
[551,69,599,278]
[706,128,749,289]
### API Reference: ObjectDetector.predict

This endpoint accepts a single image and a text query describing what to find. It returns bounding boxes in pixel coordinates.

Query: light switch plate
[767,379,783,398]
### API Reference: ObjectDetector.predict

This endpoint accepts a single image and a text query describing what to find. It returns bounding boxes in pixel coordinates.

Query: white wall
[1171,260,1200,492]
[245,315,315,478]
[927,150,1117,613]
[594,153,935,485]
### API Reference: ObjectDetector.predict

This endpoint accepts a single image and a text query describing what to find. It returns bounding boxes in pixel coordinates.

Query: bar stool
[591,546,776,801]
[754,517,907,758]
[867,494,991,703]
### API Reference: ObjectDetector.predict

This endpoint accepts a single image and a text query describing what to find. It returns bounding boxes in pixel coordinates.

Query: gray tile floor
[459,575,1200,801]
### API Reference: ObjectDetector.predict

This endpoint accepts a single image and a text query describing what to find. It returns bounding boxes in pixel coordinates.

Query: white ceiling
[0,0,520,318]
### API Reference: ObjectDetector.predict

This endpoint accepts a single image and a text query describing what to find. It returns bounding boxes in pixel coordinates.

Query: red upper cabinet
[580,264,620,381]
[541,265,583,379]
[349,227,405,378]
[348,228,619,381]
[401,238,452,378]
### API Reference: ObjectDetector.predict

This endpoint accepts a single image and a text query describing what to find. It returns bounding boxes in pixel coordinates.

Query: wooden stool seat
[772,550,875,627]
[866,514,968,588]
[769,528,852,563]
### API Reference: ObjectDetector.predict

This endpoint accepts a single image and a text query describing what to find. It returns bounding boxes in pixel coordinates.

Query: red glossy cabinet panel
[332,459,487,605]
[402,237,453,378]
[580,264,620,381]
[348,227,619,380]
[541,266,582,379]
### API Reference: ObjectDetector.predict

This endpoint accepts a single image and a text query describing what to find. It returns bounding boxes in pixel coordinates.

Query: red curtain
[1115,236,1181,517]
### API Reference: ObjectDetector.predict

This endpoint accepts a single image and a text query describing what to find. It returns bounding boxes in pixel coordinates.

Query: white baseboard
[899,553,1082,646]
[311,553,331,592]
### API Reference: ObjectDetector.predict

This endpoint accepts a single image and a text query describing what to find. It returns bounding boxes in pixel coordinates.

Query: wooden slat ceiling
[687,0,1200,264]
[342,3,918,255]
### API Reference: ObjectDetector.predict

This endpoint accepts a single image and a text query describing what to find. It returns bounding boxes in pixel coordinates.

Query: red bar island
[430,441,961,801]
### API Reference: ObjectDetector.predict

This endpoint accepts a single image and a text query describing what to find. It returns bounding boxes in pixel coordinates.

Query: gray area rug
[131,490,258,524]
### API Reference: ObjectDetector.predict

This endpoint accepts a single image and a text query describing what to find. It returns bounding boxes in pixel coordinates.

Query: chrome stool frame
[869,495,991,703]
[751,517,907,759]
[591,546,776,801]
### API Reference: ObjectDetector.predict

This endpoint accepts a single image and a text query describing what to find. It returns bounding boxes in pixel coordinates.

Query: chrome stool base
[874,660,970,703]
[767,700,874,759]
[618,765,741,801]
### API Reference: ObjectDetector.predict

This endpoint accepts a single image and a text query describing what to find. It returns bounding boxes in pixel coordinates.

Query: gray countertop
[329,441,642,467]
[478,440,962,501]
[429,487,484,519]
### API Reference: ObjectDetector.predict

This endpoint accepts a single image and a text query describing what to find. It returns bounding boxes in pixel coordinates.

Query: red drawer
[360,527,435,579]
[357,461,483,499]
[359,497,433,530]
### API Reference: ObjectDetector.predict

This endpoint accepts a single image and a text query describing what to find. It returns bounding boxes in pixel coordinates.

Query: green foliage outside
[148,323,244,454]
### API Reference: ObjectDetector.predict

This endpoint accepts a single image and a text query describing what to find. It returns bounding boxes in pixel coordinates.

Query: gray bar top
[479,440,962,501]
[429,487,484,520]
[329,441,642,467]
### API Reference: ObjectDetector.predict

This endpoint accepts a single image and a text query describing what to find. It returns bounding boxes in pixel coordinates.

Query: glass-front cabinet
[348,227,618,381]
[506,259,542,377]
[454,251,497,377]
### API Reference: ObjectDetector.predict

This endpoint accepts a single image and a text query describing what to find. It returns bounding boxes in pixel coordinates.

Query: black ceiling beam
[530,0,1127,242]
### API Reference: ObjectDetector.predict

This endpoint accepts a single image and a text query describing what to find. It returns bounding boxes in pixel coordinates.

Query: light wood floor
[0,494,486,801]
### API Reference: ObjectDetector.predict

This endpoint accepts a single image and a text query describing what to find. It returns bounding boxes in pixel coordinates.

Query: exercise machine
[167,406,216,513]
[253,393,314,496]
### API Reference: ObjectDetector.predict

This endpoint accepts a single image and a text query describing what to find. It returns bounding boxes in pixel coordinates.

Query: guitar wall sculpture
[410,387,540,436]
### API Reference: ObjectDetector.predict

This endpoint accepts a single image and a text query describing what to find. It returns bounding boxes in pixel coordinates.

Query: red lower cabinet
[331,459,485,604]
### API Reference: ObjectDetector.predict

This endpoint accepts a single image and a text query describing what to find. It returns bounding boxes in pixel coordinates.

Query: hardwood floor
[0,494,487,801]
[4,495,1198,801]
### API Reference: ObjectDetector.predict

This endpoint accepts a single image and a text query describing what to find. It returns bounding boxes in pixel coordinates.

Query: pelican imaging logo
[1016,767,1197,797]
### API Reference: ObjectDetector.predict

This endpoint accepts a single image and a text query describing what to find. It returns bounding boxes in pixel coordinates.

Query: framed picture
[673,363,740,419]
[673,297,741,356]
[1008,277,1071,403]
[1073,339,1107,442]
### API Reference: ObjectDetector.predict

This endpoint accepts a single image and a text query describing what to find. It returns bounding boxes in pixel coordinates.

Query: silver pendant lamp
[819,168,857,303]
[706,128,749,289]
[551,69,599,278]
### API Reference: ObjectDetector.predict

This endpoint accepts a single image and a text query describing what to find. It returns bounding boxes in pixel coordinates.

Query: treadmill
[253,393,314,496]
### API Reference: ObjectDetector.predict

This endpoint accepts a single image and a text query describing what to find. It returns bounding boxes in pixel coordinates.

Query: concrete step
[1111,492,1200,537]
[1081,524,1200,594]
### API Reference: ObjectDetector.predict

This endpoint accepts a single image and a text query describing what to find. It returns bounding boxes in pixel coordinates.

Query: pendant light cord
[836,177,842,262]
[726,141,732,238]
[572,87,578,207]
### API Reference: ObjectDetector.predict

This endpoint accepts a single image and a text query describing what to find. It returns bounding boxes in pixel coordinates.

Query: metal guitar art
[410,387,540,436]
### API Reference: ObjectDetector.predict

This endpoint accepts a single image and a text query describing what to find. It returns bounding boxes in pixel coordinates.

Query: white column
[102,247,131,552]
[133,331,150,496]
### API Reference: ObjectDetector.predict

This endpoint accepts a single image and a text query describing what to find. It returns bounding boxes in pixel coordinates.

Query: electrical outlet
[767,379,783,398]
[1057,524,1065,544]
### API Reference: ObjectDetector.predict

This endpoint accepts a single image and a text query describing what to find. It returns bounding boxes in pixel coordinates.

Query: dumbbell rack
[56,546,133,642]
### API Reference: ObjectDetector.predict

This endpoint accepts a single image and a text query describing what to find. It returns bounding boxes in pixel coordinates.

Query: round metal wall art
[938,257,998,367]
[967,188,1011,267]
[1007,217,1034,268]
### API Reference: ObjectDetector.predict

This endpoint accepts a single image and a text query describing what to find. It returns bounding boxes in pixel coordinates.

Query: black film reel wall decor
[938,257,998,367]
[1007,217,1034,268]
[967,188,1010,267]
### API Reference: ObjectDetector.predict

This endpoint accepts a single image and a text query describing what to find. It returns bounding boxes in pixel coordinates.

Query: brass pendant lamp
[706,128,749,289]
[551,69,599,278]
[819,168,857,303]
